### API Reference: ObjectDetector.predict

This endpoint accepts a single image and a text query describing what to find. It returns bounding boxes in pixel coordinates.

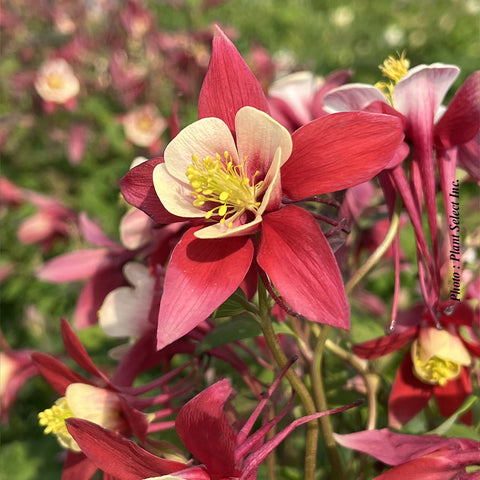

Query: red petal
[175,379,241,478]
[352,326,418,359]
[257,206,349,329]
[433,367,472,424]
[435,71,480,149]
[66,419,187,480]
[282,112,404,200]
[157,227,254,349]
[119,157,183,224]
[388,354,432,429]
[198,25,269,131]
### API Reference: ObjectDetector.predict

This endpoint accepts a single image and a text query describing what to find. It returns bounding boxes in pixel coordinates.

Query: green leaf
[428,393,479,437]
[195,316,262,354]
[213,289,250,318]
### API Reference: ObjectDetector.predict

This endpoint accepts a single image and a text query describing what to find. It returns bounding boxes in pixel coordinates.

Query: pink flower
[0,334,38,422]
[34,58,80,112]
[123,104,167,151]
[335,429,480,480]
[121,25,405,349]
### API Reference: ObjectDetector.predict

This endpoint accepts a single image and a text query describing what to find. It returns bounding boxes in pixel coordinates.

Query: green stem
[311,326,344,477]
[257,280,318,480]
[324,339,379,430]
[345,197,402,296]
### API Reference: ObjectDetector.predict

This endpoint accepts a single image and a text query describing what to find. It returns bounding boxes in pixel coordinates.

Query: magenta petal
[388,354,432,429]
[175,379,241,478]
[198,25,269,131]
[119,157,183,224]
[257,206,349,329]
[66,418,187,480]
[37,249,112,282]
[282,112,404,200]
[334,429,457,466]
[157,227,254,349]
[435,71,480,149]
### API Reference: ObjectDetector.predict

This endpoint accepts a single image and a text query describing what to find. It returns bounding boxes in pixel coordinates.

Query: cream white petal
[153,163,205,218]
[235,106,292,178]
[163,117,239,182]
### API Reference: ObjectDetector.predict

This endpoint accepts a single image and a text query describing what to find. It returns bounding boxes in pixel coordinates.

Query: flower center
[186,151,263,227]
[375,51,410,104]
[411,343,461,386]
[38,397,80,451]
[46,73,65,90]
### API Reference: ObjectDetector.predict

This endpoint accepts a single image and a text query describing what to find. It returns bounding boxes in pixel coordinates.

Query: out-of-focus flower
[17,190,76,252]
[0,334,38,422]
[34,58,80,111]
[123,104,167,152]
[335,429,480,479]
[268,69,353,132]
[353,302,479,428]
[121,25,404,349]
[98,262,156,340]
[68,124,89,165]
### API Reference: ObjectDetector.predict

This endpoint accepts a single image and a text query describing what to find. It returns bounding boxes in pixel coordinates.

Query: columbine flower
[34,58,80,111]
[65,363,362,480]
[335,429,480,479]
[123,104,167,150]
[121,25,405,349]
[38,383,127,452]
[353,302,478,428]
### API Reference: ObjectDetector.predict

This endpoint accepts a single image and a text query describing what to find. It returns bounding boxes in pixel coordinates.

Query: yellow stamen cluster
[46,74,64,90]
[375,51,410,104]
[412,349,461,386]
[186,151,262,227]
[38,397,79,451]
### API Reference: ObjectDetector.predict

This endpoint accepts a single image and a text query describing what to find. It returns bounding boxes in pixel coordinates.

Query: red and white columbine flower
[34,58,80,111]
[121,25,405,349]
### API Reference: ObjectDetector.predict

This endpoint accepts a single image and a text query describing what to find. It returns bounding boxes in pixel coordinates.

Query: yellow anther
[38,397,80,451]
[411,340,461,386]
[185,151,263,227]
[375,51,410,105]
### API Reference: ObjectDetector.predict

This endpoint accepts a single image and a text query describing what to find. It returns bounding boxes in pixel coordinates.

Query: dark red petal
[257,206,349,329]
[60,318,113,387]
[388,354,433,429]
[157,227,254,349]
[435,71,480,149]
[66,419,187,480]
[282,112,404,200]
[175,379,241,478]
[31,353,90,395]
[198,25,269,131]
[119,157,183,224]
[433,367,472,424]
[352,326,418,359]
[62,451,97,480]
